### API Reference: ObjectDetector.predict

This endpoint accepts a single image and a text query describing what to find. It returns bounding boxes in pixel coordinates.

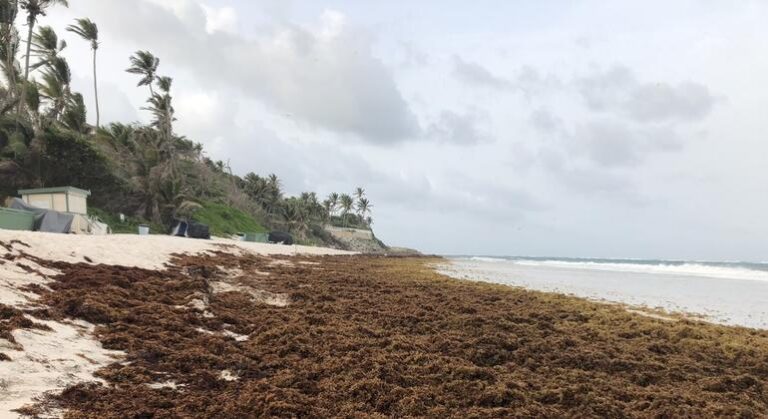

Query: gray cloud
[399,41,430,67]
[570,119,683,168]
[452,55,512,90]
[572,120,641,167]
[453,57,562,100]
[577,65,718,123]
[625,82,716,122]
[83,0,420,144]
[577,66,636,111]
[538,147,643,203]
[529,108,565,134]
[427,109,491,145]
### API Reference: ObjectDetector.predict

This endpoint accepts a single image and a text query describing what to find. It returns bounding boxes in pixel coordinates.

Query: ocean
[437,256,768,329]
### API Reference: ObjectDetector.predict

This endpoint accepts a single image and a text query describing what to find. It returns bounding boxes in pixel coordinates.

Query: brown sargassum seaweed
[4,243,768,418]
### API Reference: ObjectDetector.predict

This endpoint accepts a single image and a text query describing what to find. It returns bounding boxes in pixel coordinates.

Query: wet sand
[3,242,768,417]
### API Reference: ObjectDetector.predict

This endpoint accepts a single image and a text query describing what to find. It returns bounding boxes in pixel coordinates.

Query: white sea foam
[468,256,507,263]
[516,260,768,282]
[462,257,768,282]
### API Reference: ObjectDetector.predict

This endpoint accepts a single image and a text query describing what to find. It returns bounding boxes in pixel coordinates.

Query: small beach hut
[18,187,91,215]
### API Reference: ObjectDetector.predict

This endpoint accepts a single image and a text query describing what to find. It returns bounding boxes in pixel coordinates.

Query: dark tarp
[268,231,294,245]
[187,221,210,240]
[170,219,210,240]
[8,198,74,233]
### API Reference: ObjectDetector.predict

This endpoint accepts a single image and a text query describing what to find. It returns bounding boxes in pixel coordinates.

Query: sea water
[437,256,768,329]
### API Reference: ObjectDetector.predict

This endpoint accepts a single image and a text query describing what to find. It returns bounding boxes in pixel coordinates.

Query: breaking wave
[461,256,768,282]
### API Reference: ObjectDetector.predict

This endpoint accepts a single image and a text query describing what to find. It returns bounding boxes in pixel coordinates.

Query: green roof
[18,186,91,197]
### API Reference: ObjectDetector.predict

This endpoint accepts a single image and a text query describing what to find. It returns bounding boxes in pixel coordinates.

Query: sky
[39,0,768,260]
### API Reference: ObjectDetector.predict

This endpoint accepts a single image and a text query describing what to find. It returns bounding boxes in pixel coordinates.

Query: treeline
[0,1,374,244]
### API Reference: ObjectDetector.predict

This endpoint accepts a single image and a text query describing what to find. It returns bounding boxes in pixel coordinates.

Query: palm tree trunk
[92,48,100,127]
[17,15,35,117]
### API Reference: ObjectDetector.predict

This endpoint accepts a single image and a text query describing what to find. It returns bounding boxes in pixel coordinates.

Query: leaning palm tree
[66,18,99,127]
[29,25,65,71]
[37,55,70,120]
[18,0,68,111]
[126,50,159,95]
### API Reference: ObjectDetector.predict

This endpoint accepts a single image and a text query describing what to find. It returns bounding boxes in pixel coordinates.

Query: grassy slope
[91,202,267,238]
[191,202,266,237]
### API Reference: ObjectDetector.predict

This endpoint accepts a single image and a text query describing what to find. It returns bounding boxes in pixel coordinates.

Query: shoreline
[437,257,768,330]
[435,261,715,327]
[2,233,768,416]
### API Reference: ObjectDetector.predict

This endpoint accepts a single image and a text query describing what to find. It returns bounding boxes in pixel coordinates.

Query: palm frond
[126,50,159,87]
[66,17,98,49]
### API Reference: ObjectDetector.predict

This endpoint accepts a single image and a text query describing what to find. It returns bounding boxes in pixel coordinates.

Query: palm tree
[281,199,309,236]
[356,197,372,227]
[322,199,332,224]
[37,55,70,120]
[29,25,64,71]
[66,18,99,127]
[340,193,354,227]
[156,75,172,93]
[354,186,365,201]
[327,192,339,216]
[0,1,20,99]
[18,0,68,111]
[61,91,85,132]
[126,50,159,95]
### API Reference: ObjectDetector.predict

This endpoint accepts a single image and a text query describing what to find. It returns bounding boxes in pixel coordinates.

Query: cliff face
[324,226,388,254]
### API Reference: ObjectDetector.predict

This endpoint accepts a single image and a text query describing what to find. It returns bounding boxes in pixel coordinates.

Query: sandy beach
[2,231,768,417]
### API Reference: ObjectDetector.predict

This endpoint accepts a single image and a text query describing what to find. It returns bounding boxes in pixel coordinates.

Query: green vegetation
[0,2,378,249]
[191,201,266,237]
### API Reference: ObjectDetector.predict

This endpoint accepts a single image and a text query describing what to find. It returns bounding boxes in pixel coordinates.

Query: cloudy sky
[42,1,768,260]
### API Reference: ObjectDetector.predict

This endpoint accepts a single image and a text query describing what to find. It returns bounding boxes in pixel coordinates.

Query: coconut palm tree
[357,197,372,220]
[340,193,354,227]
[29,25,64,71]
[327,192,339,216]
[322,198,332,224]
[156,75,172,93]
[60,91,85,133]
[0,1,20,99]
[37,55,70,120]
[66,18,99,127]
[354,186,365,201]
[18,0,68,111]
[126,50,159,95]
[281,198,309,236]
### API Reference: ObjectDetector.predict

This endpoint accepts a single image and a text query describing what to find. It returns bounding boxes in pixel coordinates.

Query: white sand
[0,230,351,271]
[0,230,351,417]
